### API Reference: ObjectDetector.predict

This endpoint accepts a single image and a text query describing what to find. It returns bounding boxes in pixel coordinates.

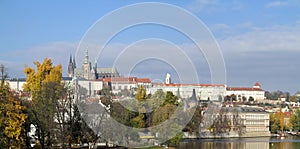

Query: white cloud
[186,0,221,13]
[4,41,77,77]
[220,25,300,53]
[186,0,244,13]
[266,1,288,8]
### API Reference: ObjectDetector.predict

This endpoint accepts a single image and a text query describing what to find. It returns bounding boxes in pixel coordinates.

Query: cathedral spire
[68,54,74,77]
[83,48,89,64]
[69,54,72,63]
[73,56,76,68]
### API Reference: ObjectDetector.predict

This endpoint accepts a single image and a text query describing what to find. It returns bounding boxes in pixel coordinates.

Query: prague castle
[68,49,119,80]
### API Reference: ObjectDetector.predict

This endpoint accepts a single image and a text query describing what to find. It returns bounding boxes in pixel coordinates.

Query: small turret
[165,73,171,84]
[253,81,261,89]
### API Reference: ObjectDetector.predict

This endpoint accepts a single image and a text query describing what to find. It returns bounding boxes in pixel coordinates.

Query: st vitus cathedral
[68,50,119,80]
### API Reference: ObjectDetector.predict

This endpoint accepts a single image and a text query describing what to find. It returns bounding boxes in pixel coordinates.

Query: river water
[179,136,300,149]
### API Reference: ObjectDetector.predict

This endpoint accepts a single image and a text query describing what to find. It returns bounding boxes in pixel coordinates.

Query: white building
[204,106,270,138]
[99,77,152,95]
[239,107,270,137]
[8,78,27,91]
[76,79,103,97]
[148,83,226,101]
[226,81,265,101]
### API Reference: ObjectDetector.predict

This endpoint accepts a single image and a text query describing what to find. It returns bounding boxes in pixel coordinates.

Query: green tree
[183,107,202,133]
[0,64,27,148]
[164,91,178,106]
[248,96,254,102]
[151,91,182,146]
[290,96,299,102]
[290,109,300,131]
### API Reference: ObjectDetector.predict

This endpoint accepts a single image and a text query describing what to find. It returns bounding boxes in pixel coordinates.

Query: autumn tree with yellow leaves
[0,64,27,148]
[23,58,62,149]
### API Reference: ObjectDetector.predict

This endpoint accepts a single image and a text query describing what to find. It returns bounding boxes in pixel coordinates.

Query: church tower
[92,59,98,80]
[68,55,74,77]
[165,73,171,84]
[82,49,91,80]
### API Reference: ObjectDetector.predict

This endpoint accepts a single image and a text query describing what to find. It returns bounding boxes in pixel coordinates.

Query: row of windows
[246,127,268,132]
[245,121,266,125]
[245,115,268,119]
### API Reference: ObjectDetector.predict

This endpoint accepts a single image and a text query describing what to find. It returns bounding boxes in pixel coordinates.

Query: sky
[0,0,300,94]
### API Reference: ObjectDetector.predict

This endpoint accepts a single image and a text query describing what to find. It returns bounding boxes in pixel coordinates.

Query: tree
[23,58,62,148]
[209,108,231,136]
[135,85,147,102]
[248,96,254,102]
[270,113,279,133]
[290,96,299,102]
[270,107,285,133]
[164,91,178,106]
[290,109,300,131]
[276,107,285,132]
[0,64,27,148]
[151,91,182,146]
[132,86,148,128]
[183,106,202,133]
[242,96,247,102]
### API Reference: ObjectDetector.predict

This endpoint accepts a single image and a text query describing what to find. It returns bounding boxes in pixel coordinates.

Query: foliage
[23,58,63,148]
[135,85,147,102]
[151,91,182,146]
[152,103,177,126]
[0,64,27,148]
[270,107,285,133]
[290,96,299,102]
[166,132,183,147]
[164,91,179,106]
[248,96,254,102]
[209,108,232,135]
[183,107,202,133]
[265,90,290,100]
[290,109,300,131]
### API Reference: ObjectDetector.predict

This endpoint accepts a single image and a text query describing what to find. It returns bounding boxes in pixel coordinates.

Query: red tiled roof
[254,81,261,86]
[86,97,99,103]
[98,77,151,83]
[137,78,151,83]
[226,87,263,91]
[153,83,225,87]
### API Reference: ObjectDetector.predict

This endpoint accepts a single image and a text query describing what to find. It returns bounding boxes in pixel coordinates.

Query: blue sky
[0,0,300,93]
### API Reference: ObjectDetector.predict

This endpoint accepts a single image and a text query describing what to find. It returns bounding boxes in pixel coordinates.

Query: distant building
[68,49,119,80]
[226,81,265,101]
[200,106,270,138]
[149,83,225,101]
[8,78,27,91]
[148,74,226,100]
[99,77,152,95]
[238,107,270,137]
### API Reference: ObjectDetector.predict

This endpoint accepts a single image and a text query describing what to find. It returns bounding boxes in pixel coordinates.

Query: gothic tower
[68,55,74,77]
[92,59,98,80]
[82,49,91,79]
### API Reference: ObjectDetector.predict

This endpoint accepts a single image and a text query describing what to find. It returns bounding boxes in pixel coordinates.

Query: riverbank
[183,131,271,139]
[179,136,300,149]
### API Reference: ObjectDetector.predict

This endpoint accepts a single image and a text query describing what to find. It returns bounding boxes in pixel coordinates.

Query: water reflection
[179,137,300,149]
